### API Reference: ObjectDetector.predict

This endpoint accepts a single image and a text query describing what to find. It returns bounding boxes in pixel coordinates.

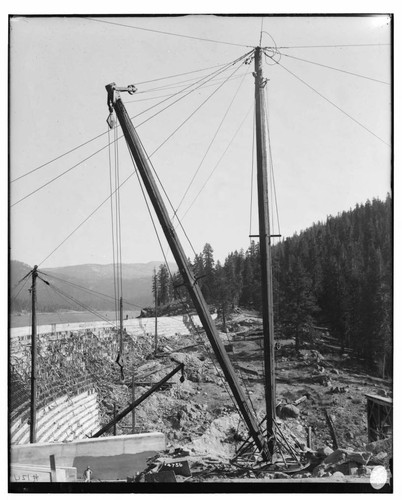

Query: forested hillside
[152,196,392,376]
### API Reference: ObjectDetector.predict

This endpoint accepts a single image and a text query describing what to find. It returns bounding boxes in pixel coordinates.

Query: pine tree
[157,264,170,305]
[202,243,215,303]
[151,267,158,305]
[280,256,319,351]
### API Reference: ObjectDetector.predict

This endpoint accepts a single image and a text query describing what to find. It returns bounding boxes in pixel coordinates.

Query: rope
[37,271,137,310]
[264,85,281,236]
[125,72,252,104]
[181,103,254,221]
[259,18,264,46]
[10,64,237,185]
[132,61,233,86]
[273,43,391,49]
[84,17,254,48]
[40,278,118,329]
[173,69,249,221]
[128,150,173,278]
[280,51,390,85]
[37,172,135,267]
[34,55,250,266]
[177,291,246,425]
[249,101,256,242]
[10,273,32,303]
[147,62,247,160]
[130,71,251,96]
[135,51,253,129]
[108,125,118,325]
[274,58,391,147]
[114,123,124,304]
[132,129,198,259]
[11,53,251,209]
[221,326,260,422]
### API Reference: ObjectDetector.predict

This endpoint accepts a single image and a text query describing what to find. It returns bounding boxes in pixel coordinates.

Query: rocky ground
[98,308,392,485]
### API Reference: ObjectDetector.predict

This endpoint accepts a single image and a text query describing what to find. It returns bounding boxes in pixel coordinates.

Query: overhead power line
[10,273,32,303]
[39,270,187,325]
[38,271,143,310]
[84,16,254,48]
[11,142,112,208]
[133,70,251,95]
[173,69,249,219]
[125,72,251,104]
[37,172,135,267]
[39,277,118,327]
[275,59,391,147]
[182,103,254,221]
[135,51,253,128]
[11,54,249,206]
[280,52,390,85]
[10,131,108,184]
[35,55,251,266]
[148,58,247,159]
[133,61,233,86]
[272,43,390,49]
[10,59,241,184]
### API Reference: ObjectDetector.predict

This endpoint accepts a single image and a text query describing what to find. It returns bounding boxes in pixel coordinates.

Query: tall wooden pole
[154,286,158,355]
[254,47,276,456]
[119,296,123,358]
[131,371,136,433]
[30,265,38,443]
[106,83,270,461]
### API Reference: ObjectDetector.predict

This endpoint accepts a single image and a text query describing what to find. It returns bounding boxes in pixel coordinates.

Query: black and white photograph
[7,9,394,494]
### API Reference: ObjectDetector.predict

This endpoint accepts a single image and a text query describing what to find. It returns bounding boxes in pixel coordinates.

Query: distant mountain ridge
[10,261,178,313]
[42,262,175,280]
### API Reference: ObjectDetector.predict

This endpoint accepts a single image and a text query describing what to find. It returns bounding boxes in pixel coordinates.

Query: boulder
[332,471,345,479]
[323,449,347,465]
[346,451,372,465]
[331,461,359,475]
[317,446,334,458]
[323,448,372,466]
[274,472,290,479]
[277,404,300,419]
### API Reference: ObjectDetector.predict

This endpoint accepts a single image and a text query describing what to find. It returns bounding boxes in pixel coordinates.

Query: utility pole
[106,83,270,461]
[254,46,276,456]
[30,265,38,443]
[154,286,158,356]
[131,371,136,433]
[119,296,123,359]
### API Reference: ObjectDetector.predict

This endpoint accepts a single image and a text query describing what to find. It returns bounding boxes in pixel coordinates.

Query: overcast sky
[9,14,391,269]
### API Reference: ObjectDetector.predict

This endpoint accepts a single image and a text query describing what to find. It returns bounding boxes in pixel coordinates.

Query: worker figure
[83,466,93,482]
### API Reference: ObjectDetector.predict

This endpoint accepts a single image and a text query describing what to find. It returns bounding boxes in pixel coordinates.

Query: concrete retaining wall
[10,463,77,482]
[11,432,166,468]
[10,389,100,445]
[10,313,216,340]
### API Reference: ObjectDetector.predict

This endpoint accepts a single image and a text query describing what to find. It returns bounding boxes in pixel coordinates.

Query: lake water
[9,310,141,329]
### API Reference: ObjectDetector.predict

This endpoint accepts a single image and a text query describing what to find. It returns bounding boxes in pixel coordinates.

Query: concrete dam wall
[10,313,211,445]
